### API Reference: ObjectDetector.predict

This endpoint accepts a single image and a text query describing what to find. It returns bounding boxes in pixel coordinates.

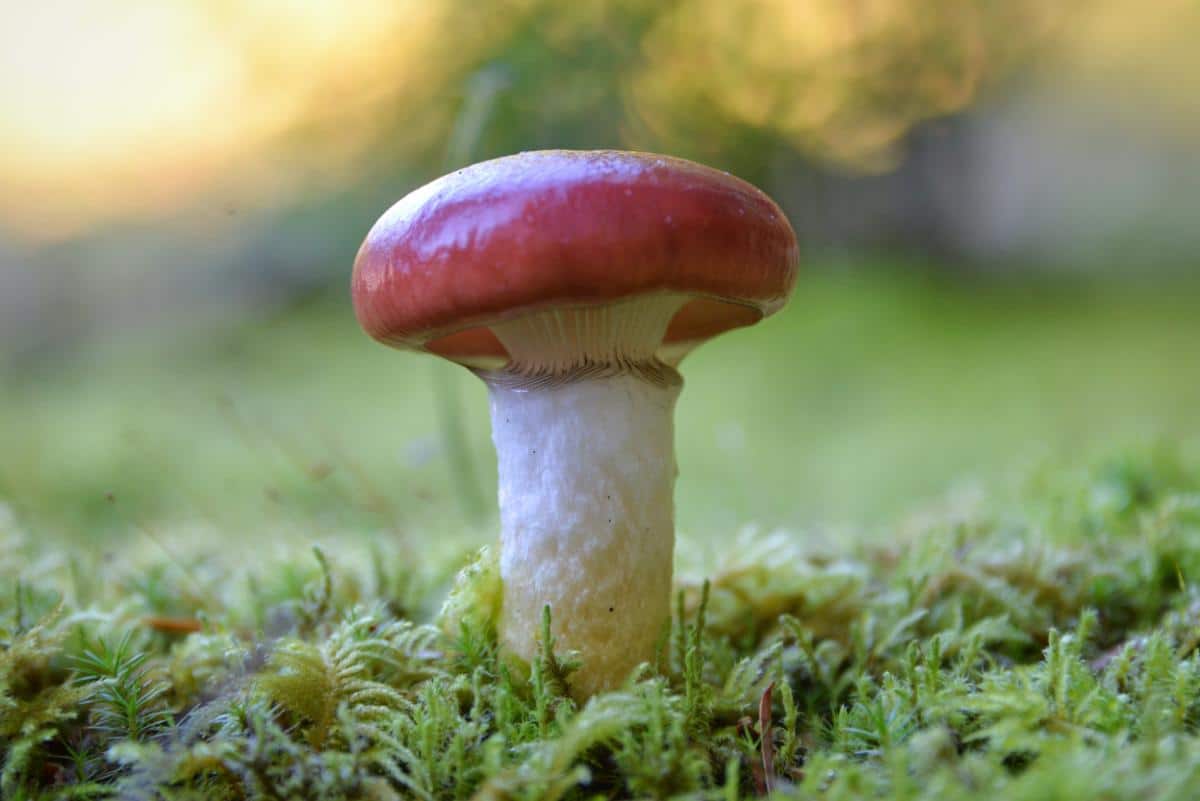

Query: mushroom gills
[485,292,688,386]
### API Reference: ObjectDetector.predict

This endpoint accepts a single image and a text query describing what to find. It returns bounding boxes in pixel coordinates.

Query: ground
[2,263,1199,799]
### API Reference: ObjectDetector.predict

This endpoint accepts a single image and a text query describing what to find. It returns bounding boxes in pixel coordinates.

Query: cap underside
[422,294,762,370]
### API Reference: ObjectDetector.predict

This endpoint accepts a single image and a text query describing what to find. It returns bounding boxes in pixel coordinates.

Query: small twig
[759,681,777,794]
[142,615,203,635]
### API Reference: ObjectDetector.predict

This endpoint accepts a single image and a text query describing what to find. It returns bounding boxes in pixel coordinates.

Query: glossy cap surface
[352,150,799,363]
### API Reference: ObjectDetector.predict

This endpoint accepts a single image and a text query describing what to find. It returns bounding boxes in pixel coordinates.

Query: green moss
[438,546,503,644]
[1,449,1200,798]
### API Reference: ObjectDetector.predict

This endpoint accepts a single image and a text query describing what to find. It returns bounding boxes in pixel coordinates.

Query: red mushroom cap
[352,150,799,363]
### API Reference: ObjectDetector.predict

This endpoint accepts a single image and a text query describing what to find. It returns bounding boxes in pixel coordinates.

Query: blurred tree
[630,0,1066,172]
[391,0,1069,182]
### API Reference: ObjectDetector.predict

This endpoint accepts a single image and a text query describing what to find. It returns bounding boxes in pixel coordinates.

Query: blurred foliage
[2,0,1072,239]
[427,0,1068,181]
[628,0,1064,171]
[2,263,1199,542]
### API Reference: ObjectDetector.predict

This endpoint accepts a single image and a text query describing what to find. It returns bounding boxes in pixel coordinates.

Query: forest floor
[3,264,1200,799]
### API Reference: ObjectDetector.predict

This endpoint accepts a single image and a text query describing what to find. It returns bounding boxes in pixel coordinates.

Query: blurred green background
[2,0,1198,547]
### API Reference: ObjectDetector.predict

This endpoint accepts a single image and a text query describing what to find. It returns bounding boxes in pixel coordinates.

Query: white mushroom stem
[484,294,687,697]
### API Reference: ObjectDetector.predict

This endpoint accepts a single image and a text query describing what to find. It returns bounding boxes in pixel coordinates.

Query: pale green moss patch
[2,448,1200,799]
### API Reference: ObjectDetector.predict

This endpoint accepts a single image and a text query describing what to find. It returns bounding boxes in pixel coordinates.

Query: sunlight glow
[633,0,1060,170]
[0,0,436,240]
[0,0,1193,242]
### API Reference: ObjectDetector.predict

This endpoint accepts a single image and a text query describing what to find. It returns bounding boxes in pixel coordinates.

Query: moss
[438,546,503,645]
[2,449,1200,799]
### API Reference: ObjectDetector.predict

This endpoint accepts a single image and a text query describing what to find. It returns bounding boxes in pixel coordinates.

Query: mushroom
[352,150,798,696]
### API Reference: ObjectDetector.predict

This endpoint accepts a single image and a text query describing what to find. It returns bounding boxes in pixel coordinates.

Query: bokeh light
[9,0,1193,242]
[0,0,441,239]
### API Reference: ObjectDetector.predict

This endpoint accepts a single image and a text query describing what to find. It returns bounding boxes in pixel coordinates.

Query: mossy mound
[3,448,1200,799]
